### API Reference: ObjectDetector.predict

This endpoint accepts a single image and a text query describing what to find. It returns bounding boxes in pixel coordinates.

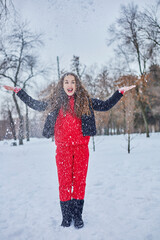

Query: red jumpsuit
[54,96,90,201]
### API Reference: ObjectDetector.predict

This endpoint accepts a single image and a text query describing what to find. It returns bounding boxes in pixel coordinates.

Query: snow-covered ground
[0,133,160,240]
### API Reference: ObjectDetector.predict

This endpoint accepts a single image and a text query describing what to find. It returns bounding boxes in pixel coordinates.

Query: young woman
[3,72,135,229]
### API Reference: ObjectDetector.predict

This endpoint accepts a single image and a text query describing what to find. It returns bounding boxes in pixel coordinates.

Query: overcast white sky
[13,0,154,72]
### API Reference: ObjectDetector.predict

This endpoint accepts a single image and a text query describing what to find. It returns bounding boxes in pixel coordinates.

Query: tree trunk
[92,136,95,152]
[113,126,115,135]
[26,105,30,141]
[128,132,130,154]
[57,56,60,80]
[138,100,150,138]
[135,85,150,138]
[18,116,24,145]
[109,110,113,135]
[12,92,24,145]
[117,126,120,135]
[122,102,126,134]
[106,127,109,135]
[8,109,17,141]
[104,127,108,135]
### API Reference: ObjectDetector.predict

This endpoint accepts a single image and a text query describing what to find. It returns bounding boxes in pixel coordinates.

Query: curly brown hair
[44,72,93,118]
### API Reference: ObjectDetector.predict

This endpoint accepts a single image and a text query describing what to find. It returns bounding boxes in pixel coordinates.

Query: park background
[0,1,160,239]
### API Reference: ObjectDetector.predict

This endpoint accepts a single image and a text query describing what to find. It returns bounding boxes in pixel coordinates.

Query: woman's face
[63,75,76,96]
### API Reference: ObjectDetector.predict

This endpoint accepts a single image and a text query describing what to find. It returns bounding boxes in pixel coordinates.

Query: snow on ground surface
[0,133,160,240]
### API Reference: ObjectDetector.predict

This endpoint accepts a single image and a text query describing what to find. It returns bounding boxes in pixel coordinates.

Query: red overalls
[54,96,90,201]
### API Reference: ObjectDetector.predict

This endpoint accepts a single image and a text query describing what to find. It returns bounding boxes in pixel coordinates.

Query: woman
[3,72,135,229]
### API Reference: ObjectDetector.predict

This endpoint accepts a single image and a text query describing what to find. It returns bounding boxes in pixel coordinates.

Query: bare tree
[56,56,60,80]
[0,96,18,141]
[84,67,123,140]
[0,22,45,145]
[71,55,86,79]
[141,1,160,49]
[108,3,155,137]
[8,108,16,141]
[0,0,8,18]
[117,75,135,152]
[0,0,14,20]
[96,67,115,135]
[147,64,160,132]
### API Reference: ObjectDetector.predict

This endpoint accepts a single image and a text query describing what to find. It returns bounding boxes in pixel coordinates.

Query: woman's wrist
[118,89,124,95]
[14,87,21,93]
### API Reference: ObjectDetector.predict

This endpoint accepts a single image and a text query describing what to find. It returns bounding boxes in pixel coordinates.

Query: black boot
[60,200,72,227]
[72,199,84,229]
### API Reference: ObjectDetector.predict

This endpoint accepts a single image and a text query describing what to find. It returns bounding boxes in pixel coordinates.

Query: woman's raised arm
[91,85,136,112]
[3,85,48,112]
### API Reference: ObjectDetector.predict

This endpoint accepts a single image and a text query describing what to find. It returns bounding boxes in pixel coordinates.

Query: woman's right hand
[3,85,14,91]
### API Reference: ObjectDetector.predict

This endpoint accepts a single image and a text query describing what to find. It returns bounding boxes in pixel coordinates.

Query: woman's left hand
[119,85,136,94]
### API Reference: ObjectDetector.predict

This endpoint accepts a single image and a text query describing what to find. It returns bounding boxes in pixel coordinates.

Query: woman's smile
[67,88,73,93]
[63,75,76,96]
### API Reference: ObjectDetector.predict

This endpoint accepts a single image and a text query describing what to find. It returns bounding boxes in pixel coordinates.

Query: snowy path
[0,133,160,240]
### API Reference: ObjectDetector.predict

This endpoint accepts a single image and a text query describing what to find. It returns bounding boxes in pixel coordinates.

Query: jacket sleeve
[17,89,48,112]
[91,90,123,112]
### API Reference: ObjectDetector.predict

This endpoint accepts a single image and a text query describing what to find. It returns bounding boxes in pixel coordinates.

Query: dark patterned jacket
[17,89,123,138]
